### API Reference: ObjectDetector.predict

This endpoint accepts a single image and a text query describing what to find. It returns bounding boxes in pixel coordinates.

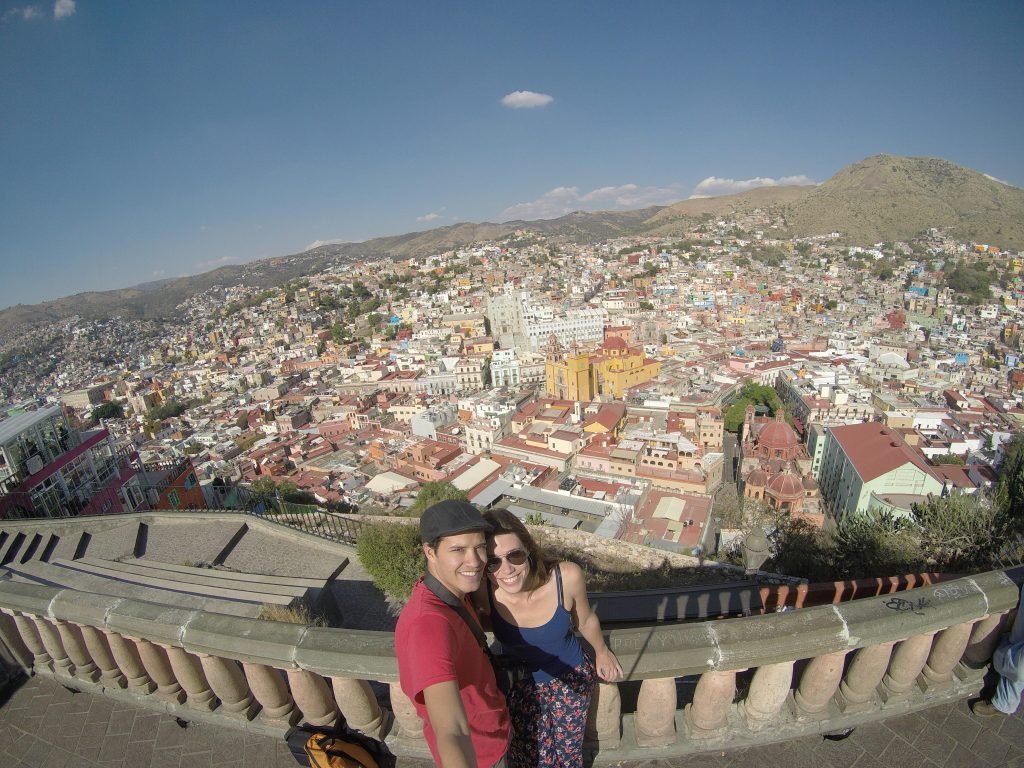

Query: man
[395,500,511,767]
[972,584,1024,718]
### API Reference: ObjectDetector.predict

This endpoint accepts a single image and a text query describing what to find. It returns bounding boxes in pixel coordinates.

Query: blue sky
[2,1,1022,311]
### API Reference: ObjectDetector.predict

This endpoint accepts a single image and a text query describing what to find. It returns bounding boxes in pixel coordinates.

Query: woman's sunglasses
[486,549,529,572]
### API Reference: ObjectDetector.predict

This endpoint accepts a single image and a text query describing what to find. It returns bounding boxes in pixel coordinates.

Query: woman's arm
[561,562,624,682]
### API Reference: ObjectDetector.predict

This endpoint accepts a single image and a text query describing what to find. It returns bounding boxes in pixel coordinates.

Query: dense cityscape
[2,203,1021,573]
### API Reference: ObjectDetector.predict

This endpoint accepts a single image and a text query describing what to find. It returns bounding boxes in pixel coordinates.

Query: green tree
[406,481,468,519]
[91,401,124,422]
[996,434,1024,529]
[356,521,425,600]
[723,382,783,433]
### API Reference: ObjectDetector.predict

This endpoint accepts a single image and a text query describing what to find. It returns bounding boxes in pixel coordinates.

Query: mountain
[2,154,1021,337]
[780,154,1024,247]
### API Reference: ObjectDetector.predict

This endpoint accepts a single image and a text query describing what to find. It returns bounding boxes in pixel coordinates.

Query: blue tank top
[490,564,585,684]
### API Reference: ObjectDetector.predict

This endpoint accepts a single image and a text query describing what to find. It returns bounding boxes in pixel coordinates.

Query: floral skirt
[506,659,595,768]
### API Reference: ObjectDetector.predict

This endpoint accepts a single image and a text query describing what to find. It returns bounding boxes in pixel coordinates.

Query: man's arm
[423,680,477,768]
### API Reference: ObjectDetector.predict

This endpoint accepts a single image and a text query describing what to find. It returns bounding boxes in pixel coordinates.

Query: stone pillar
[54,620,99,684]
[586,682,621,749]
[136,640,185,704]
[921,622,972,690]
[742,661,794,730]
[961,612,1010,678]
[199,655,257,719]
[78,625,126,689]
[793,651,846,719]
[243,663,296,725]
[686,670,736,736]
[29,616,74,679]
[635,677,676,746]
[836,642,894,713]
[10,613,51,672]
[287,669,337,728]
[0,611,33,670]
[389,681,423,742]
[105,631,156,695]
[881,632,935,702]
[165,646,216,711]
[331,677,388,738]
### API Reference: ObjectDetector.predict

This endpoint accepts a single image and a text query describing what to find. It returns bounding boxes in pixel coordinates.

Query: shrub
[257,603,326,626]
[357,521,424,601]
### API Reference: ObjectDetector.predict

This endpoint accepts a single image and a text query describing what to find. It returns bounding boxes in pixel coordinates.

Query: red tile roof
[830,423,939,483]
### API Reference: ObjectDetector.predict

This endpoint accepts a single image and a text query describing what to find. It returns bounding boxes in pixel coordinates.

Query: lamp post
[742,525,769,576]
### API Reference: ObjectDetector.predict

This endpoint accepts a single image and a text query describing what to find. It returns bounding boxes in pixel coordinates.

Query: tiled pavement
[2,672,1023,768]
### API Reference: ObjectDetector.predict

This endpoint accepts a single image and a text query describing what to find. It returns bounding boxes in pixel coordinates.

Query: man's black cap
[420,499,492,542]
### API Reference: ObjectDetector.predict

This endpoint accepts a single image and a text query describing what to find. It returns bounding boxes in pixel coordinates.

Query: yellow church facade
[544,335,661,401]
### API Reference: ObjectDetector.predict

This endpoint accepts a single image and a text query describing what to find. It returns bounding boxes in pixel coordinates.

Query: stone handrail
[0,569,1020,763]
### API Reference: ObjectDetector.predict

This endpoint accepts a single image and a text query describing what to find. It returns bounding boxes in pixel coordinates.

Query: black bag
[423,574,529,696]
[490,652,530,695]
[285,725,394,768]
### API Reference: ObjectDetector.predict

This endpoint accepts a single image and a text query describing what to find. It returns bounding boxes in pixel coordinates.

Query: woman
[479,509,623,768]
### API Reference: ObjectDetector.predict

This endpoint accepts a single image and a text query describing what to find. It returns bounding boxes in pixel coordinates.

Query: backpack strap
[422,574,492,658]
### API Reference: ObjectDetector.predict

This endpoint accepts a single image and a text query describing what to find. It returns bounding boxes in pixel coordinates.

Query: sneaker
[970,699,1006,718]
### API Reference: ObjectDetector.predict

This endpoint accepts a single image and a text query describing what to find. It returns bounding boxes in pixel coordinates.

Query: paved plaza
[1,672,1023,768]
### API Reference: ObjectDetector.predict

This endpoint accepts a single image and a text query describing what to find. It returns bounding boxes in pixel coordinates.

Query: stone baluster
[78,625,126,689]
[742,661,794,730]
[199,654,258,719]
[9,613,51,672]
[793,650,846,719]
[960,612,1010,679]
[836,642,894,713]
[331,676,388,738]
[635,677,676,746]
[54,620,99,683]
[0,611,33,670]
[29,615,74,679]
[586,681,621,749]
[287,669,337,728]
[920,621,973,690]
[165,646,217,711]
[687,669,736,736]
[135,639,185,704]
[243,662,296,725]
[880,632,935,702]
[105,631,156,695]
[389,681,423,742]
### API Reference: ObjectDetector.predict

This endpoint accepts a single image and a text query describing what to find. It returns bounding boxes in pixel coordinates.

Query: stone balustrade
[0,569,1020,763]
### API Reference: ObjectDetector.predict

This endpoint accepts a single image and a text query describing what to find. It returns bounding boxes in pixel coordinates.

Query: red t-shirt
[395,579,510,766]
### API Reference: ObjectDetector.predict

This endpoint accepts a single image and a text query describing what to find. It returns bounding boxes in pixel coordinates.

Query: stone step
[51,558,299,605]
[2,560,269,618]
[70,556,318,596]
[122,557,339,589]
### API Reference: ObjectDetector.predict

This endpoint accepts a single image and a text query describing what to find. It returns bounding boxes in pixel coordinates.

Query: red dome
[767,472,804,499]
[757,420,799,450]
[747,469,769,487]
[603,336,628,351]
[802,475,819,491]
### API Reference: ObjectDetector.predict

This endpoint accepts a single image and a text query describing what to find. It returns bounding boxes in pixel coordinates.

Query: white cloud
[2,5,42,22]
[53,0,74,19]
[500,183,683,221]
[984,173,1018,188]
[690,174,816,198]
[305,239,350,250]
[501,90,554,109]
[416,207,448,223]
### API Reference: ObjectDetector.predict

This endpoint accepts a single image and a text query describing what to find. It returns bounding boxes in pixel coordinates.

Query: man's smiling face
[424,530,488,600]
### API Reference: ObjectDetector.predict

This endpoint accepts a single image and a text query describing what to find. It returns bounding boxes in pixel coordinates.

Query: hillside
[644,184,814,231]
[781,154,1024,247]
[2,153,1021,337]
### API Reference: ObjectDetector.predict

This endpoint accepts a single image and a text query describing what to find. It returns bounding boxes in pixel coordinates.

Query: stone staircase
[0,512,351,619]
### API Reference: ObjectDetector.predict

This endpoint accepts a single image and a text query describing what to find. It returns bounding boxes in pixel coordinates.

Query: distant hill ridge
[2,154,1021,335]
